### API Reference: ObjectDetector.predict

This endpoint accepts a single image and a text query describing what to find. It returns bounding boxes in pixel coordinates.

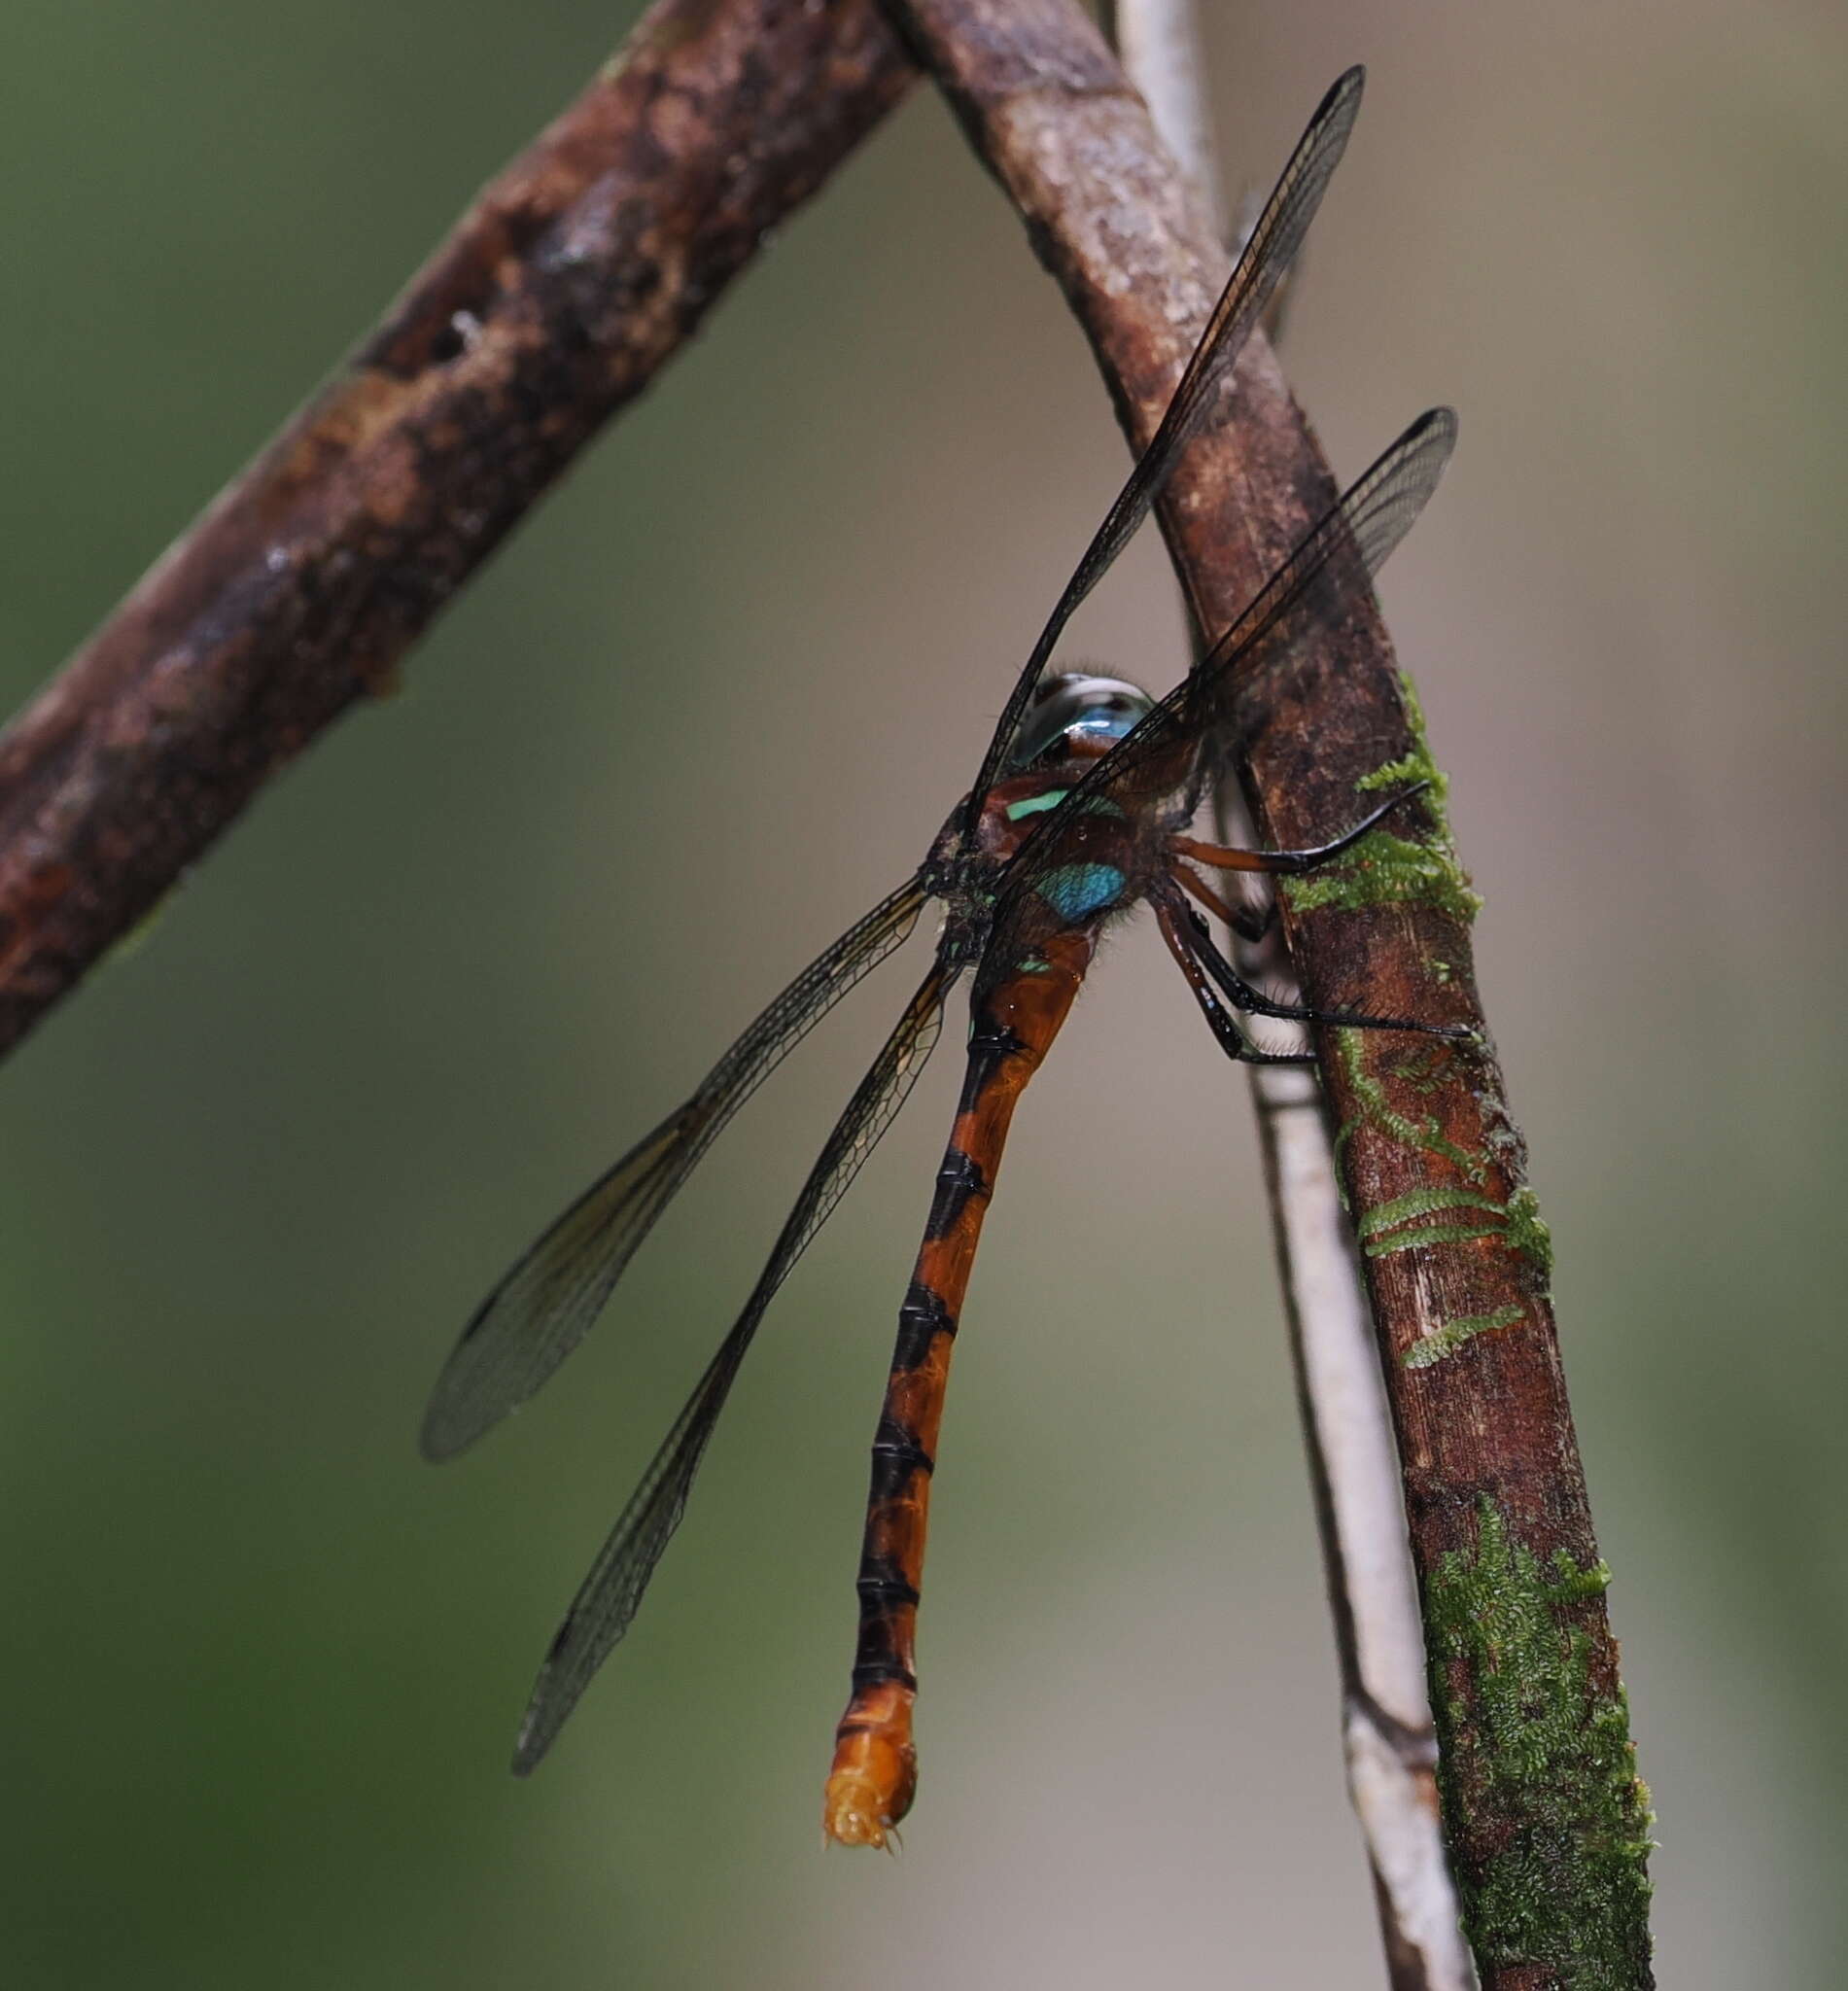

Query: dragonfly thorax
[930,671,1158,897]
[1004,672,1154,772]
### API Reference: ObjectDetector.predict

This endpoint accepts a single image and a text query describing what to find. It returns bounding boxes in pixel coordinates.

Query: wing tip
[418,1368,499,1464]
[1395,405,1461,483]
[1416,404,1462,479]
[419,1324,535,1462]
[417,1405,471,1465]
[510,1665,566,1777]
[1310,64,1366,141]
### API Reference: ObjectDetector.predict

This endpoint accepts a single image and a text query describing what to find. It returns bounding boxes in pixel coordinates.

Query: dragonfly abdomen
[823,930,1095,1847]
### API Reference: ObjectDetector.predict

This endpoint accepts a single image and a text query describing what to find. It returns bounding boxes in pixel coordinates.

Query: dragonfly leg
[1171,891,1468,1039]
[1155,892,1315,1066]
[1172,857,1274,944]
[823,933,1094,1847]
[1168,779,1431,874]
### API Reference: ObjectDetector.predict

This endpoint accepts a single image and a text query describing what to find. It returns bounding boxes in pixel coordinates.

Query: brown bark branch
[0,0,911,1058]
[1102,10,1470,1981]
[884,2,1652,1983]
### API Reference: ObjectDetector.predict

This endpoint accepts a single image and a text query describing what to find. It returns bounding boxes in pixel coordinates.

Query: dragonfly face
[1005,671,1155,771]
[421,63,1466,1850]
[953,678,1153,892]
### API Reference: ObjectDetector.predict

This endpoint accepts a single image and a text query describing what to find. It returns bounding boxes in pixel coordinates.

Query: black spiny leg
[1167,889,1469,1040]
[1168,781,1437,963]
[1154,894,1315,1066]
[1172,860,1274,945]
[1169,780,1432,875]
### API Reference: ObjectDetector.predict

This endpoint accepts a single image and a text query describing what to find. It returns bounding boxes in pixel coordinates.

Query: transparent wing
[511,951,961,1774]
[960,65,1365,833]
[420,874,929,1463]
[991,409,1459,942]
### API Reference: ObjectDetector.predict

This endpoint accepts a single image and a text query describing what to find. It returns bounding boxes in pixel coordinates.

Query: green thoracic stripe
[1003,789,1127,822]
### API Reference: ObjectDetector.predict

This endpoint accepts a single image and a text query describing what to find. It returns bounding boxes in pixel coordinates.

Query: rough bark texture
[886,2,1653,1983]
[0,0,911,1056]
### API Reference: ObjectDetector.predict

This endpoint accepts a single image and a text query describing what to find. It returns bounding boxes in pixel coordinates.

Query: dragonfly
[421,64,1462,1848]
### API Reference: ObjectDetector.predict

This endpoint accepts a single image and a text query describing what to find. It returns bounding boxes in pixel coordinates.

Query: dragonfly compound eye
[1007,673,1154,769]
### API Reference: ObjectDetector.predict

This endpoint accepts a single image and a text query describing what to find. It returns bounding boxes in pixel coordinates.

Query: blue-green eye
[1006,673,1154,769]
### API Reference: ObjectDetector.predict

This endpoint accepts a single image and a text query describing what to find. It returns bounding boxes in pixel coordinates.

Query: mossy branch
[1107,5,1471,1983]
[885,1,1653,1981]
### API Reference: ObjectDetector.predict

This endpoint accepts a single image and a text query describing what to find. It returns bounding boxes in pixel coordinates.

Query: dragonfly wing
[961,65,1366,827]
[511,950,961,1774]
[992,406,1460,929]
[420,874,930,1462]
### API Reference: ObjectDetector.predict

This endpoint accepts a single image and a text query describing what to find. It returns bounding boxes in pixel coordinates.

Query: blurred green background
[3,2,1843,1985]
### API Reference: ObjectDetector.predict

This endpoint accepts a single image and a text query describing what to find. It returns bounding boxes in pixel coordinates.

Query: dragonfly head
[1005,673,1153,772]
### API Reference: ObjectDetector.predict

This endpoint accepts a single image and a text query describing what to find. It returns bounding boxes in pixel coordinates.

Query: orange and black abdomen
[823,925,1096,1846]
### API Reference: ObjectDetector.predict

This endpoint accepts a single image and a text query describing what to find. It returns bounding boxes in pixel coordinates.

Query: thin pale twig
[1100,0,1228,238]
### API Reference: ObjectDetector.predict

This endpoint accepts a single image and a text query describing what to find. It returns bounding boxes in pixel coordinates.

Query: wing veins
[511,950,961,1773]
[420,874,929,1462]
[959,65,1366,831]
[994,407,1460,921]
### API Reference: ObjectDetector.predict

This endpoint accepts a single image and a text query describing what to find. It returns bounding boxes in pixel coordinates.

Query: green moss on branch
[1427,1503,1655,1985]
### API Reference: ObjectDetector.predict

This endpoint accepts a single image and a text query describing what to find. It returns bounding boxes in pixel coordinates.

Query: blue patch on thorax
[1036,862,1128,921]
